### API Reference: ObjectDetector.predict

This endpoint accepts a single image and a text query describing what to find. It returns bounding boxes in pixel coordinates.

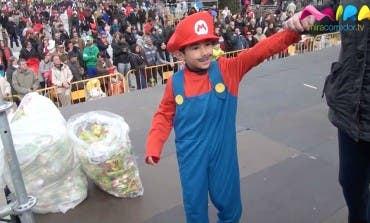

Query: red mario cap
[167,12,218,52]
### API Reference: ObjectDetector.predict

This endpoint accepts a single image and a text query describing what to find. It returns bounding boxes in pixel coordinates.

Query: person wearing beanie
[66,51,85,89]
[145,11,313,222]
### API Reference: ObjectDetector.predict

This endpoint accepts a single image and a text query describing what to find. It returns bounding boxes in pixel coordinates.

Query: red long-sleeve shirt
[146,30,301,163]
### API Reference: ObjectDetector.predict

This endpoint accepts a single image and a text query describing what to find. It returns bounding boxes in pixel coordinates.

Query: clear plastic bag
[3,92,88,213]
[67,111,144,198]
[31,166,88,214]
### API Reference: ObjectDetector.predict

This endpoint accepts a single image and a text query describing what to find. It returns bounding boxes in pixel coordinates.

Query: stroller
[86,78,106,101]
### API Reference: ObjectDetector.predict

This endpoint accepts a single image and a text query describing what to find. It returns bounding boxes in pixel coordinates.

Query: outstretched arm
[219,29,302,87]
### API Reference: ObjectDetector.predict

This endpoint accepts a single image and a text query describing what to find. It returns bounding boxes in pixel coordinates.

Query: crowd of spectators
[0,0,304,106]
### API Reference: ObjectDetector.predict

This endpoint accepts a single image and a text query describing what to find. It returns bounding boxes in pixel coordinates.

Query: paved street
[6,46,347,222]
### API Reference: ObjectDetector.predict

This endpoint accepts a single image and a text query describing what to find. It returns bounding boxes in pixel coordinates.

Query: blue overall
[172,61,242,223]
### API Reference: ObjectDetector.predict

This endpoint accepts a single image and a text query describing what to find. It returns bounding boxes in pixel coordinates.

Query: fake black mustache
[198,55,212,62]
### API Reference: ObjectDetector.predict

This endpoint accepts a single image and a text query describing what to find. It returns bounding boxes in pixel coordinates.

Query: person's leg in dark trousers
[9,33,19,48]
[152,67,158,84]
[135,69,147,89]
[13,33,19,47]
[145,68,153,86]
[338,129,370,223]
[9,35,14,49]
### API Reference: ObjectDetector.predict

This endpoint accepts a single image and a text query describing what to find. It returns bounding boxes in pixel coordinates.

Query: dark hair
[131,44,140,53]
[51,54,59,61]
[122,24,129,32]
[68,51,78,59]
[24,41,32,47]
[42,52,50,59]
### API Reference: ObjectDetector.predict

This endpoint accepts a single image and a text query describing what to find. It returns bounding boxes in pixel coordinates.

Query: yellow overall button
[215,83,225,93]
[175,95,184,105]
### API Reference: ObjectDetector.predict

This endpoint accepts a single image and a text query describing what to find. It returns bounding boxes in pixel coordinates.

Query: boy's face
[180,41,214,70]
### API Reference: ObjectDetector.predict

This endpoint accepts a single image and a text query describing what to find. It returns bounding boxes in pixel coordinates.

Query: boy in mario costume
[146,11,313,222]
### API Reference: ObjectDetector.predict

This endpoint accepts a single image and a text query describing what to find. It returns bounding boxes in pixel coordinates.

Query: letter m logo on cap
[194,20,209,35]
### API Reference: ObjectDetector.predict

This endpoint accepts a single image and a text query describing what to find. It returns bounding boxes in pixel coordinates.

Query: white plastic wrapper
[3,92,88,213]
[6,102,17,121]
[67,111,144,198]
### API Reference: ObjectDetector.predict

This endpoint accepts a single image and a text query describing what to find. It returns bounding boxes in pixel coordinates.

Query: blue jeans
[117,63,131,76]
[87,67,98,78]
[9,33,19,48]
[118,63,133,87]
[135,69,147,90]
[338,129,370,223]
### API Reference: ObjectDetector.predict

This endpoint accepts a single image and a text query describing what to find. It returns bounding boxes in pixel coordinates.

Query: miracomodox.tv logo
[310,5,369,32]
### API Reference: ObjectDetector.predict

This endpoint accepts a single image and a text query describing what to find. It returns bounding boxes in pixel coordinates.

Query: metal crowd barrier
[282,32,341,57]
[224,50,243,58]
[34,72,125,108]
[3,95,21,104]
[266,32,340,59]
[125,61,185,91]
[313,32,341,50]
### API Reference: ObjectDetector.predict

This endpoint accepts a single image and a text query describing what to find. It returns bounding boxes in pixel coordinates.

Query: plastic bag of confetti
[67,111,143,198]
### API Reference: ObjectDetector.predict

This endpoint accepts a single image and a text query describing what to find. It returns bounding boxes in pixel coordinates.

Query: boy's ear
[172,50,185,61]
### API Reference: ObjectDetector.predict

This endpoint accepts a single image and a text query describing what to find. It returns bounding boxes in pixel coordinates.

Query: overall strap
[172,69,186,106]
[209,61,226,99]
